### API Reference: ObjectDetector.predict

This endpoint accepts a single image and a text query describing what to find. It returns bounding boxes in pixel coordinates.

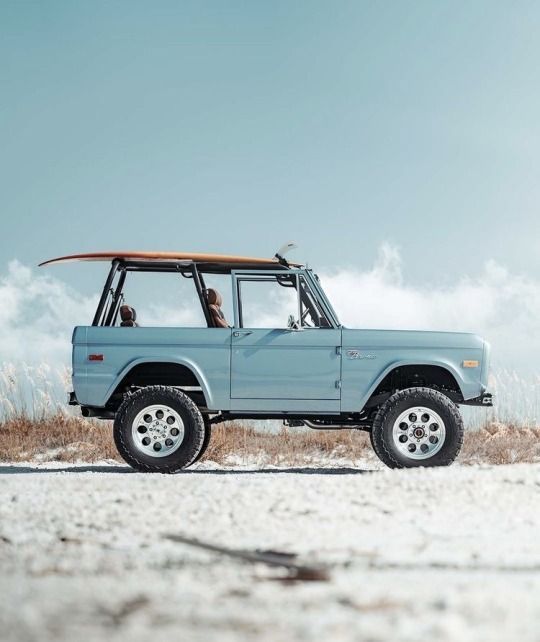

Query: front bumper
[461,392,493,407]
[68,391,79,406]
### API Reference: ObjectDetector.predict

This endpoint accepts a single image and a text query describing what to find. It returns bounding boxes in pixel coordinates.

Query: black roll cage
[92,259,324,328]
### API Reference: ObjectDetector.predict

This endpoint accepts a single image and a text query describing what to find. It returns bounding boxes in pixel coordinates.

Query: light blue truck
[41,248,492,472]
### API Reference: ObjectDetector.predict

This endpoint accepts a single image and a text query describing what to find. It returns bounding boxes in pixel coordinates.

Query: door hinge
[335,346,342,355]
[335,380,342,389]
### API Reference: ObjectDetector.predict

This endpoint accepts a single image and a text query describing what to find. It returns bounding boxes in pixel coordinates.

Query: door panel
[231,328,342,399]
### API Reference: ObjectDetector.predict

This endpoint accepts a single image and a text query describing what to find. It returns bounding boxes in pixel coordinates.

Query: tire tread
[114,386,206,473]
[371,387,464,469]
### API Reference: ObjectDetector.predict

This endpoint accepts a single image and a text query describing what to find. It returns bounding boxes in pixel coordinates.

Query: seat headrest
[120,305,137,322]
[206,288,223,307]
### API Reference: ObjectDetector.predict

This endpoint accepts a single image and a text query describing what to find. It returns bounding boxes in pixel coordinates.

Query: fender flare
[358,359,467,410]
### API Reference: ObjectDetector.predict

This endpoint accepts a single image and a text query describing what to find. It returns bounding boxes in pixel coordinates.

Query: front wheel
[114,386,206,473]
[370,387,464,468]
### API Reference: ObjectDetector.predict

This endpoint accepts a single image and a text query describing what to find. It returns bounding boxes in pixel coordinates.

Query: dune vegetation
[0,362,539,466]
[1,413,539,466]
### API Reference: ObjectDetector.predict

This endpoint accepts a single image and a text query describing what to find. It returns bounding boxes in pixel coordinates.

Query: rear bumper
[460,392,493,407]
[68,391,79,406]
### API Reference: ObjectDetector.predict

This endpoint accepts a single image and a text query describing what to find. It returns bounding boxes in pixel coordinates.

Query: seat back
[206,288,229,328]
[120,305,139,327]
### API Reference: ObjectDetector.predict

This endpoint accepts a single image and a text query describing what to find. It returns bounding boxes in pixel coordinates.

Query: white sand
[0,460,539,641]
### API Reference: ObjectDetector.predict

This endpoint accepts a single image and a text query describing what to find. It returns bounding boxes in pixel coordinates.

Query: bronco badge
[346,350,376,360]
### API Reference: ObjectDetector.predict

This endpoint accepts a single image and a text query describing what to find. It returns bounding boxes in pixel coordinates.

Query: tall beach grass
[0,362,538,465]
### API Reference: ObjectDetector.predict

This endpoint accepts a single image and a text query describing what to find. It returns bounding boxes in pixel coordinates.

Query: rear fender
[103,357,213,407]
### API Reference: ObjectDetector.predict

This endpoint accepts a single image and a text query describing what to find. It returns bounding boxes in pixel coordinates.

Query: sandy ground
[0,459,539,642]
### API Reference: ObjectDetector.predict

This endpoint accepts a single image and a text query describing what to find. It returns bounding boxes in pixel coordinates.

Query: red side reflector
[88,354,104,361]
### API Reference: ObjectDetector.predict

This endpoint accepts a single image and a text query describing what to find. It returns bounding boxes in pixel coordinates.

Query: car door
[230,271,342,401]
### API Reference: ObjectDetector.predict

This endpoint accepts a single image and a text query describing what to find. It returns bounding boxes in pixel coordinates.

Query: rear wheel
[191,417,212,464]
[114,386,206,473]
[370,387,463,468]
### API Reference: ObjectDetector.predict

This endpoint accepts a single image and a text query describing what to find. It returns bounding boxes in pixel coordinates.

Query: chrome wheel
[392,406,446,460]
[131,404,185,458]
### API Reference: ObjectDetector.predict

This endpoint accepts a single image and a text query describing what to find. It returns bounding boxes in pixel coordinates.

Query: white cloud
[0,260,97,366]
[1,248,539,410]
[2,249,540,373]
[320,243,540,374]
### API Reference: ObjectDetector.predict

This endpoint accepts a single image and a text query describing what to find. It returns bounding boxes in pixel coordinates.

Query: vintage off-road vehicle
[41,247,492,472]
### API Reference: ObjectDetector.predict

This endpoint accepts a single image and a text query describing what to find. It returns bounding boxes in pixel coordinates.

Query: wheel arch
[361,360,465,410]
[103,357,213,408]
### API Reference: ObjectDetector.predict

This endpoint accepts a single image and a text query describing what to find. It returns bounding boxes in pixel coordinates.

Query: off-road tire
[114,386,205,473]
[369,425,382,461]
[191,418,212,464]
[371,387,464,468]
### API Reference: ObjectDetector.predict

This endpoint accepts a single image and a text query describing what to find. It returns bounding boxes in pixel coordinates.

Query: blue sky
[2,1,540,294]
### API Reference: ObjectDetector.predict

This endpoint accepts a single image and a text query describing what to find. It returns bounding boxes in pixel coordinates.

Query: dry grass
[1,363,539,466]
[460,422,540,465]
[205,423,372,464]
[1,414,539,466]
[0,414,118,463]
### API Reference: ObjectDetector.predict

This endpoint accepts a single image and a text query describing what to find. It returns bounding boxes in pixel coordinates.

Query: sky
[2,1,540,288]
[1,1,540,415]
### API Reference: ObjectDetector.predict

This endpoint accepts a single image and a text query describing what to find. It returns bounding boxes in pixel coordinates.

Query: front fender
[344,358,483,413]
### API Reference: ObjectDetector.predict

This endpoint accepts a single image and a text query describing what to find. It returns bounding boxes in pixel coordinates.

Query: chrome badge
[346,350,376,360]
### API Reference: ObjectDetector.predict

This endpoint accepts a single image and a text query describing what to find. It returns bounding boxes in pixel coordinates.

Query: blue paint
[72,267,490,414]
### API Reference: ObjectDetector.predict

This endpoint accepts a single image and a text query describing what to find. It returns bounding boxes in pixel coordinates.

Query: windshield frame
[231,268,340,329]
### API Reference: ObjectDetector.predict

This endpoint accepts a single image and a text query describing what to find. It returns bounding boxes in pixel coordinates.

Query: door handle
[233,330,253,337]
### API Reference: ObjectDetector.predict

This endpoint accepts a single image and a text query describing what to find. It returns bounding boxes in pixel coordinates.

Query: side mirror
[287,315,302,331]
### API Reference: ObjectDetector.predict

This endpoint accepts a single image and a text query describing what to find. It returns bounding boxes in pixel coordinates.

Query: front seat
[206,289,229,328]
[119,305,139,327]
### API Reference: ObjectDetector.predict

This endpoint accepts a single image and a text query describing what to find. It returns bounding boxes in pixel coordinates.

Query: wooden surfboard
[39,251,300,267]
